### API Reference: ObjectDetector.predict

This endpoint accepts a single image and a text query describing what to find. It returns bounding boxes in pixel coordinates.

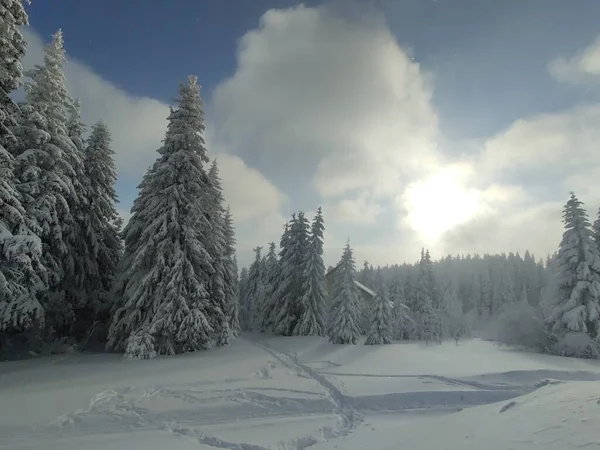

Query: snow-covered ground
[2,336,600,449]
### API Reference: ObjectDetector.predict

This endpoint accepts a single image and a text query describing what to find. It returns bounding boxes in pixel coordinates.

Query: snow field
[2,336,600,449]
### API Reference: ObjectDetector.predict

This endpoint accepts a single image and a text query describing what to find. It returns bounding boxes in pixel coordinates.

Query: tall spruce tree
[241,246,265,331]
[364,270,393,345]
[498,261,517,313]
[547,193,600,339]
[10,30,82,334]
[360,261,375,289]
[328,241,362,344]
[261,241,280,331]
[223,207,240,337]
[415,249,444,343]
[64,98,95,328]
[271,213,310,336]
[264,222,289,331]
[593,207,600,253]
[107,76,214,358]
[207,160,229,346]
[294,207,327,336]
[0,0,48,333]
[239,267,249,308]
[82,122,121,325]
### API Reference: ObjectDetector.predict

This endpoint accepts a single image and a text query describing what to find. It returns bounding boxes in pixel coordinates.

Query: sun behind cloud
[402,164,481,241]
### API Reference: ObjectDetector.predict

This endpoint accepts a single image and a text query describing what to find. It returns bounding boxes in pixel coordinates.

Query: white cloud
[217,153,287,222]
[479,104,600,176]
[549,34,600,85]
[324,193,383,226]
[212,3,440,219]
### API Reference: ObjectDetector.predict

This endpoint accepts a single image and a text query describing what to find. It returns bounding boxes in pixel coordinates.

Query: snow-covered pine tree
[0,0,48,333]
[519,285,529,306]
[64,99,95,324]
[239,267,249,308]
[415,249,444,344]
[10,30,83,335]
[241,246,265,331]
[547,193,600,339]
[593,207,600,253]
[107,76,214,358]
[328,241,362,344]
[442,278,469,344]
[360,261,375,289]
[271,213,309,335]
[294,207,327,336]
[364,270,393,345]
[260,241,280,332]
[206,160,229,346]
[263,222,289,332]
[223,207,240,337]
[82,122,121,328]
[481,266,493,317]
[497,261,517,313]
[470,275,482,317]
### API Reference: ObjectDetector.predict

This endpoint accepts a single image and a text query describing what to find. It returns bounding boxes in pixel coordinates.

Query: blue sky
[23,0,600,267]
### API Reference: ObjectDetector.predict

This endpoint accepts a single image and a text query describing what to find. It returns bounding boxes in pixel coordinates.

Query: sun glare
[403,165,480,241]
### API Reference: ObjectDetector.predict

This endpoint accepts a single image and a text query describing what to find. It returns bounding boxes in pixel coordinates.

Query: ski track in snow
[249,338,364,439]
[5,338,600,450]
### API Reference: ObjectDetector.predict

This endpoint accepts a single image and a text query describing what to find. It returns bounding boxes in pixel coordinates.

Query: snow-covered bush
[124,330,157,360]
[553,332,600,359]
[487,301,556,352]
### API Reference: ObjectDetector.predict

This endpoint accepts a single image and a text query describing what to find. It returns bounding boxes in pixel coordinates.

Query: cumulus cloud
[217,153,288,222]
[212,3,440,215]
[479,104,600,177]
[549,34,600,85]
[324,193,383,226]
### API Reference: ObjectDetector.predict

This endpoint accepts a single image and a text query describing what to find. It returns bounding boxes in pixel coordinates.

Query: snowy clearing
[2,336,600,450]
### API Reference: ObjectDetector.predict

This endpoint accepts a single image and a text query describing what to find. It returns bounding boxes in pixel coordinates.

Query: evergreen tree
[470,275,482,317]
[294,207,327,336]
[223,207,240,337]
[415,249,444,343]
[239,267,249,306]
[107,76,214,358]
[10,30,82,334]
[519,285,529,306]
[481,266,493,317]
[241,246,265,331]
[64,98,98,332]
[207,160,229,346]
[0,0,48,333]
[442,278,469,343]
[81,121,121,328]
[498,261,517,313]
[360,261,375,288]
[364,271,393,345]
[547,193,600,339]
[593,207,600,253]
[328,241,362,344]
[261,241,280,331]
[271,213,309,335]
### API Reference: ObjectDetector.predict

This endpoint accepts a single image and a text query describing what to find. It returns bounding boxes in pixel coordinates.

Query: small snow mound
[256,367,272,379]
[534,379,562,389]
[277,435,319,450]
[499,401,517,413]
